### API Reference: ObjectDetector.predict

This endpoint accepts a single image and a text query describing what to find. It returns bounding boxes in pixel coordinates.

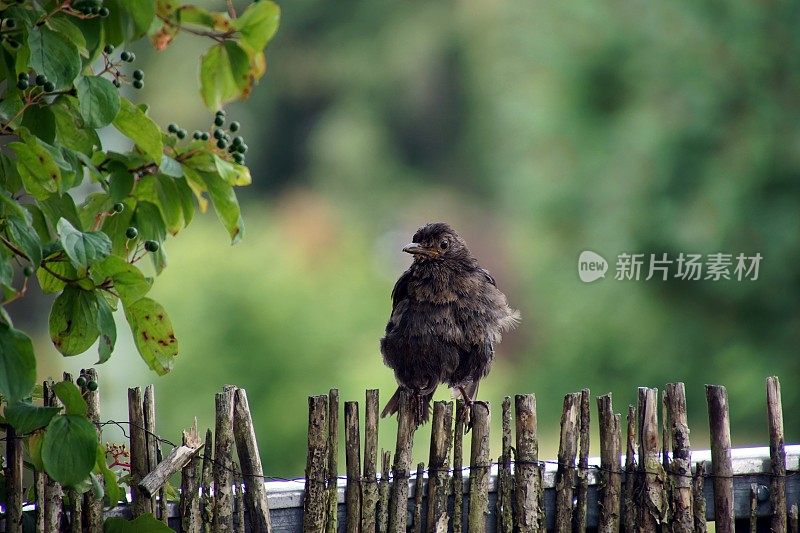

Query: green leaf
[135,175,184,235]
[28,25,81,89]
[234,1,280,52]
[213,154,251,186]
[5,401,61,434]
[113,98,164,162]
[49,285,101,356]
[76,76,121,129]
[97,295,116,364]
[36,260,76,294]
[104,514,173,533]
[52,97,102,155]
[57,217,112,269]
[0,153,22,193]
[92,255,152,305]
[40,193,83,232]
[47,15,88,55]
[95,444,121,506]
[119,0,156,38]
[123,297,178,375]
[8,130,61,199]
[159,155,182,178]
[199,41,251,110]
[131,202,167,273]
[28,430,45,471]
[6,216,43,267]
[201,170,244,243]
[0,323,35,403]
[42,414,98,487]
[22,104,56,144]
[53,380,88,416]
[109,163,134,202]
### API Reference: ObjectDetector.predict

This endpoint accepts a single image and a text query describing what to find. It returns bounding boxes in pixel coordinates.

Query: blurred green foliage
[31,0,800,475]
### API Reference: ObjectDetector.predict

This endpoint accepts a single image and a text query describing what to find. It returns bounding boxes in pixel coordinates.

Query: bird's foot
[457,386,475,432]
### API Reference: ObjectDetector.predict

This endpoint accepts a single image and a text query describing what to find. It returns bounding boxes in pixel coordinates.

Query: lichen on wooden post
[623,404,637,532]
[555,392,580,533]
[705,384,734,532]
[452,399,466,533]
[233,389,273,532]
[213,387,237,532]
[234,471,245,533]
[575,388,591,532]
[144,385,158,512]
[388,391,415,532]
[666,382,693,533]
[426,401,453,533]
[128,386,152,518]
[200,429,214,528]
[497,397,513,533]
[468,401,491,531]
[597,393,621,533]
[766,376,786,533]
[377,450,390,533]
[180,420,202,533]
[303,394,329,532]
[692,462,707,533]
[345,401,362,533]
[362,389,380,532]
[749,483,758,533]
[515,394,543,532]
[327,389,340,533]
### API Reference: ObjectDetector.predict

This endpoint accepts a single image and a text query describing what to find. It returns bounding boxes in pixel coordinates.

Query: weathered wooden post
[388,391,415,532]
[636,387,663,532]
[345,401,362,533]
[44,379,63,532]
[327,389,340,533]
[666,382,693,533]
[6,423,23,533]
[200,429,214,528]
[362,390,380,531]
[412,462,425,533]
[497,397,513,533]
[82,368,103,532]
[748,483,758,533]
[766,376,786,533]
[515,394,543,532]
[452,400,466,533]
[304,394,329,532]
[554,392,580,533]
[692,462,707,533]
[140,422,203,499]
[575,388,591,532]
[128,386,152,517]
[597,393,621,533]
[180,421,202,532]
[706,385,734,532]
[623,405,637,532]
[144,385,158,513]
[378,450,391,533]
[234,471,245,533]
[468,402,491,530]
[426,401,453,533]
[213,386,236,532]
[233,388,273,532]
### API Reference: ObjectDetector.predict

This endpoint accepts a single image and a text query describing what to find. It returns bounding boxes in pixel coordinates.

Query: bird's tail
[381,387,434,427]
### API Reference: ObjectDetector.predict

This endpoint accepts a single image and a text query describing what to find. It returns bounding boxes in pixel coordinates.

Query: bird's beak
[403,242,434,256]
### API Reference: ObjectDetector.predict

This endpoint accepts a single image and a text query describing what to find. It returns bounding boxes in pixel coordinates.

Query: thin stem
[40,263,79,284]
[157,14,236,43]
[0,235,29,261]
[226,0,237,19]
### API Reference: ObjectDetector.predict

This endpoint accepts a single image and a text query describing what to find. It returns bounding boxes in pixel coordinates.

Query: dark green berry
[76,376,87,387]
[214,115,225,127]
[215,109,225,117]
[167,123,178,133]
[216,139,227,149]
[120,51,131,61]
[35,74,47,86]
[18,72,28,81]
[200,132,209,141]
[6,19,16,29]
[126,52,136,62]
[90,6,100,14]
[98,6,109,16]
[6,39,19,49]
[233,153,245,164]
[23,265,33,277]
[232,136,243,147]
[237,144,248,154]
[112,202,124,213]
[144,240,159,252]
[176,129,187,139]
[132,79,143,89]
[125,227,138,239]
[43,81,55,92]
[229,121,240,132]
[133,69,144,80]
[104,43,114,54]
[16,79,28,90]
[213,128,224,139]
[193,130,203,140]
[87,380,98,391]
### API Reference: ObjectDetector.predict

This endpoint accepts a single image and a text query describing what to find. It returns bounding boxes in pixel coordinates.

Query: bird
[379,222,520,427]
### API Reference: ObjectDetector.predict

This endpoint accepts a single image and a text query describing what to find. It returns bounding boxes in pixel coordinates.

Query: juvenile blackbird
[380,222,520,427]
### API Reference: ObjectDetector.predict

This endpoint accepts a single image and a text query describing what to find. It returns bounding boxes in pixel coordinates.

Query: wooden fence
[1,375,798,532]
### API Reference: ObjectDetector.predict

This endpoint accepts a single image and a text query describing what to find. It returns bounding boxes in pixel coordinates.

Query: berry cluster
[168,110,249,165]
[76,370,98,392]
[15,71,55,93]
[0,16,20,49]
[71,0,109,17]
[102,44,141,89]
[124,225,159,254]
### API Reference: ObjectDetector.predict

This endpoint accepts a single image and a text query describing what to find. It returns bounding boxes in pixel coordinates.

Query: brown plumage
[379,222,520,427]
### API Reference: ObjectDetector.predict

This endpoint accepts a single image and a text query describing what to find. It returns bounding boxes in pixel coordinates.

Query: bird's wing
[478,267,497,287]
[391,268,412,308]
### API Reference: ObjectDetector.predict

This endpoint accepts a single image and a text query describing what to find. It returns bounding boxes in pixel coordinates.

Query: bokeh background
[17,0,800,476]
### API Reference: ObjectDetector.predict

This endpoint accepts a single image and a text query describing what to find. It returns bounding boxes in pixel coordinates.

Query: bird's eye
[440,240,449,250]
